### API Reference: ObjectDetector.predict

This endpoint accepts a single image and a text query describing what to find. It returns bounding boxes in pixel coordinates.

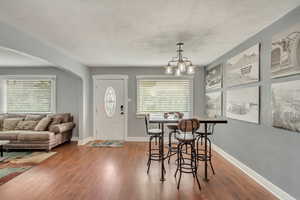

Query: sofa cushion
[35,117,52,131]
[17,131,54,141]
[0,116,5,131]
[3,118,23,131]
[48,125,60,133]
[48,113,71,123]
[48,122,75,134]
[49,117,63,126]
[15,120,38,130]
[25,114,45,121]
[0,130,19,140]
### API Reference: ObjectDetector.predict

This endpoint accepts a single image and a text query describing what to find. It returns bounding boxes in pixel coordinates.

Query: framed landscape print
[205,64,222,90]
[206,91,222,118]
[271,23,300,78]
[272,80,300,132]
[225,44,260,87]
[226,86,259,123]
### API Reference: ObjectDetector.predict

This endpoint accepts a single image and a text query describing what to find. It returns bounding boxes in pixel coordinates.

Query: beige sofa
[0,113,75,151]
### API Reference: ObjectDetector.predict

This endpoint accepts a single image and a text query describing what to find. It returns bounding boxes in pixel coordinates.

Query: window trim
[136,75,194,117]
[1,75,56,114]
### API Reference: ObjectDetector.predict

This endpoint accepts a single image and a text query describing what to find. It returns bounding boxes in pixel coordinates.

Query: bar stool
[145,114,165,174]
[196,123,216,175]
[175,119,201,190]
[165,112,184,163]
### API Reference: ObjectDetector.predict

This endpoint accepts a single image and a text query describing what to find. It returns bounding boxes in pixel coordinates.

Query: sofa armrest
[49,122,75,134]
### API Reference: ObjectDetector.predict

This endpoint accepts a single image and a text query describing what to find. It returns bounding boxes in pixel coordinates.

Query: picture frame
[271,23,300,78]
[226,86,260,124]
[205,64,222,90]
[272,79,300,132]
[206,91,222,118]
[225,44,260,87]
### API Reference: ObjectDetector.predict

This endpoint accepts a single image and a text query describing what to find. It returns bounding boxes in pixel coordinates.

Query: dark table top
[149,116,228,124]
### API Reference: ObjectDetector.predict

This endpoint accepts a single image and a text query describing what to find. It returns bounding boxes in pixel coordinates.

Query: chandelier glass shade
[175,68,181,76]
[164,42,196,76]
[178,61,186,72]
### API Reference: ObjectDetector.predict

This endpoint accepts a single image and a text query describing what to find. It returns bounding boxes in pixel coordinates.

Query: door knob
[120,105,124,115]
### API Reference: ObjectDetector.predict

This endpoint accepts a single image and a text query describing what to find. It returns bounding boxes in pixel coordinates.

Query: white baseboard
[126,137,148,142]
[212,144,295,200]
[125,136,177,143]
[78,137,94,145]
[71,137,79,141]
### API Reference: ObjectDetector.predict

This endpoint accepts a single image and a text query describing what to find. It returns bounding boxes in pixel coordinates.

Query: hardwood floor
[0,142,276,200]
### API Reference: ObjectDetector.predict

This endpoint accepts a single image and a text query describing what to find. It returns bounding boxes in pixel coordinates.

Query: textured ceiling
[0,47,51,67]
[0,0,299,67]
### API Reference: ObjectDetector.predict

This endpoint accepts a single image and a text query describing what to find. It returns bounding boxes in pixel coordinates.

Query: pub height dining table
[148,115,228,182]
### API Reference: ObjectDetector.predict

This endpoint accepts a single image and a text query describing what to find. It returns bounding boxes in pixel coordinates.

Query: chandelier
[164,42,196,76]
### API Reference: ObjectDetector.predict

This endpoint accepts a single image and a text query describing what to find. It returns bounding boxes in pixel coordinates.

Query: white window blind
[6,78,55,113]
[137,78,193,116]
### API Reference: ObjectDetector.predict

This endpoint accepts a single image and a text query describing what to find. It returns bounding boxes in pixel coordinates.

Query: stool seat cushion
[175,133,195,141]
[148,128,162,135]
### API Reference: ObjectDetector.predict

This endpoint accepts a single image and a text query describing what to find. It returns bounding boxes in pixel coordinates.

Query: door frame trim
[93,75,129,140]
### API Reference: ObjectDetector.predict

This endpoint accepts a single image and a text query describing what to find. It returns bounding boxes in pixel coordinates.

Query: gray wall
[90,67,205,138]
[207,6,300,199]
[0,67,82,137]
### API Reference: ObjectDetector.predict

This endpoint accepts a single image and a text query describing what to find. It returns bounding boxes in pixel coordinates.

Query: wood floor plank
[0,142,277,200]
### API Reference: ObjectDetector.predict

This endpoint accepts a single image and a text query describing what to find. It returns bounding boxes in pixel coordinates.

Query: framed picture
[271,23,300,78]
[206,91,222,118]
[225,44,260,87]
[205,64,222,90]
[226,86,259,123]
[272,80,300,132]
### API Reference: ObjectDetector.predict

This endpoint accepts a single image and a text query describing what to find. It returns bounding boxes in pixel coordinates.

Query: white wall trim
[0,75,56,79]
[93,74,128,141]
[212,144,296,200]
[136,75,194,117]
[71,137,79,141]
[78,136,94,145]
[0,75,57,114]
[136,75,194,79]
[126,137,148,142]
[93,74,128,80]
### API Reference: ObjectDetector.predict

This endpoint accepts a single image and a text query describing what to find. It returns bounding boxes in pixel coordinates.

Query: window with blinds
[137,78,193,116]
[6,78,55,113]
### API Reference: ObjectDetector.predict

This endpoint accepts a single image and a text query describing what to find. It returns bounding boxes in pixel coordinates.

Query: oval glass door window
[104,87,116,117]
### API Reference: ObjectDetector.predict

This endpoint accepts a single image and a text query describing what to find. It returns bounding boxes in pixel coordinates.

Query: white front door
[94,78,126,140]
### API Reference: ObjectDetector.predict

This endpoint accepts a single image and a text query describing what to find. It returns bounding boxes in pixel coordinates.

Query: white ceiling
[0,47,52,67]
[0,0,299,67]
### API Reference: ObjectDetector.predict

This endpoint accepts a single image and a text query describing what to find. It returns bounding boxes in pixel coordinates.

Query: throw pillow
[48,113,71,123]
[3,118,23,131]
[48,125,60,133]
[0,117,4,131]
[25,114,45,121]
[35,117,52,131]
[15,120,38,130]
[50,117,63,126]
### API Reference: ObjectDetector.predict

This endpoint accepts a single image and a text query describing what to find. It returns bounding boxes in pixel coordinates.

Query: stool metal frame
[196,123,216,175]
[174,119,201,190]
[145,114,165,174]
